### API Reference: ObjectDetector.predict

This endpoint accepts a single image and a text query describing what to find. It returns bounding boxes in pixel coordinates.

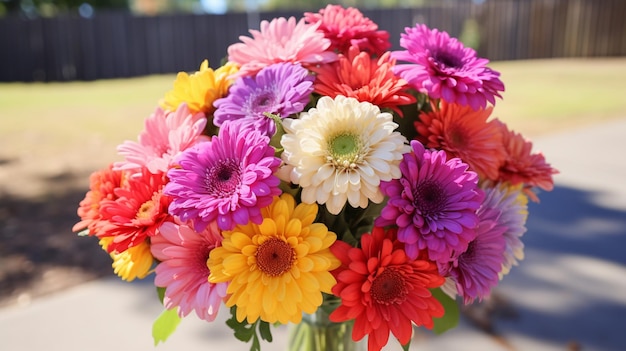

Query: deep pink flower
[375,140,484,263]
[164,121,282,232]
[392,24,504,110]
[441,188,507,304]
[151,220,227,322]
[304,4,391,56]
[227,16,338,78]
[115,103,208,175]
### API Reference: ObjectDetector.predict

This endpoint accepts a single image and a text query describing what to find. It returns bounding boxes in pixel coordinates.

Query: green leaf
[76,228,90,237]
[259,321,273,342]
[152,308,182,346]
[401,339,412,351]
[156,286,166,304]
[430,288,460,335]
[225,306,273,351]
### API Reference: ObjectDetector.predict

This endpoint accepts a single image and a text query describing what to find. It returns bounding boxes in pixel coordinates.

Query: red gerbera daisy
[329,227,445,351]
[495,120,558,202]
[72,163,126,235]
[311,45,416,116]
[95,168,172,253]
[304,4,391,56]
[415,101,506,181]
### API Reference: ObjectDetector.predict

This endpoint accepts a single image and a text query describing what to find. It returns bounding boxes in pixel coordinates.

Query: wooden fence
[1,0,625,82]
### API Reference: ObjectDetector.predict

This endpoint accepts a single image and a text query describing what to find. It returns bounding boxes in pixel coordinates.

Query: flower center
[327,133,363,169]
[205,158,242,197]
[448,127,467,149]
[413,180,446,218]
[256,238,295,277]
[247,89,277,116]
[136,200,155,219]
[433,50,463,69]
[370,268,408,305]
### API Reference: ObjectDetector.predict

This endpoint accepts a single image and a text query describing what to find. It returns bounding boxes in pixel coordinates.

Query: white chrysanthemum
[481,183,529,278]
[280,95,409,214]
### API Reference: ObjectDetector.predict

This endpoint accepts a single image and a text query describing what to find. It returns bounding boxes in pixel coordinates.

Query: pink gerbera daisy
[151,220,227,322]
[495,120,558,202]
[415,101,506,180]
[330,226,444,351]
[304,4,391,56]
[311,45,416,116]
[164,121,282,232]
[95,168,171,253]
[227,16,338,78]
[392,24,504,110]
[375,140,484,263]
[115,103,208,175]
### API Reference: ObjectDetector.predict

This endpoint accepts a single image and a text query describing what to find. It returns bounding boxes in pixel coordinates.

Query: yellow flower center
[255,238,295,277]
[136,200,154,219]
[327,133,363,169]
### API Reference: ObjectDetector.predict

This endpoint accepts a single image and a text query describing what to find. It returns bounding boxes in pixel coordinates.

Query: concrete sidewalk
[2,118,626,351]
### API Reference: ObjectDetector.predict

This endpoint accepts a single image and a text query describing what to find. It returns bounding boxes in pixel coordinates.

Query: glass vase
[287,296,365,351]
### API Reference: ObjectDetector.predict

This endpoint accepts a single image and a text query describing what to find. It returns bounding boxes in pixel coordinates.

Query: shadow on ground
[469,184,626,351]
[0,167,111,307]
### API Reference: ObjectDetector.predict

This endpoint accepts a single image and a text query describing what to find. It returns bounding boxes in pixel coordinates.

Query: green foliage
[226,306,273,351]
[152,308,182,346]
[430,288,460,335]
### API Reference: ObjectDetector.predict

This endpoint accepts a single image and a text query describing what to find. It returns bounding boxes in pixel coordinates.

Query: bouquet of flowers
[73,4,557,351]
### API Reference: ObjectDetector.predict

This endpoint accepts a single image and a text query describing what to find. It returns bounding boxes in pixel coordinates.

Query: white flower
[280,95,409,214]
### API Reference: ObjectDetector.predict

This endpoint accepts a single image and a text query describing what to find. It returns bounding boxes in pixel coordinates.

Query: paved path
[2,118,626,351]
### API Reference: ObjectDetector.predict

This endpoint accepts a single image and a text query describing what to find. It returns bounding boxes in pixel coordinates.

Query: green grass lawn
[1,57,625,163]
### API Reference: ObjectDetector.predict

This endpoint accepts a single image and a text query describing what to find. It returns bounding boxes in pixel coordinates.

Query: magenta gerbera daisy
[304,4,391,56]
[375,140,484,263]
[164,121,282,232]
[392,24,505,110]
[213,62,314,137]
[151,220,227,322]
[442,190,507,304]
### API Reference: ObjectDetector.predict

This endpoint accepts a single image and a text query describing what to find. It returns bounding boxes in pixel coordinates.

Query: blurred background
[1,0,626,350]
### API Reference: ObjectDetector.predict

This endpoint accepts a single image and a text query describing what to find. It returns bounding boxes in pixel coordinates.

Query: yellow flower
[99,238,153,282]
[208,193,340,324]
[161,60,239,115]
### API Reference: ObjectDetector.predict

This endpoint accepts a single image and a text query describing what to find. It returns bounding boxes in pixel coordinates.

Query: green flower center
[328,133,363,169]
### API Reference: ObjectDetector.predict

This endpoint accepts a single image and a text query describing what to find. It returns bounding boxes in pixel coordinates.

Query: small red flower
[330,227,445,351]
[95,168,171,253]
[495,120,558,202]
[72,163,125,235]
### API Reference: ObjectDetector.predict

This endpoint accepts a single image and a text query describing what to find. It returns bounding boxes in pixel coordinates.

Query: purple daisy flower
[375,140,484,263]
[391,24,505,110]
[443,201,507,305]
[213,62,314,137]
[164,121,282,231]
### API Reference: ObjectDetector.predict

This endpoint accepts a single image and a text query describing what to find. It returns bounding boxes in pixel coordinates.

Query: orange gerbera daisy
[161,60,239,116]
[311,45,416,116]
[72,164,126,235]
[329,227,445,351]
[495,120,557,202]
[415,101,506,180]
